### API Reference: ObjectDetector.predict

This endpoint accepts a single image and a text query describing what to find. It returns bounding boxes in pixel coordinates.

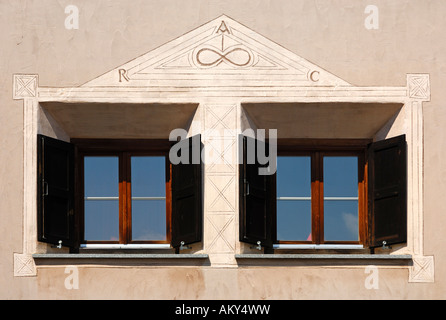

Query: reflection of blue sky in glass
[324,157,358,197]
[277,157,311,197]
[276,157,311,241]
[324,201,358,241]
[84,157,119,197]
[131,157,165,198]
[324,157,358,241]
[131,157,166,240]
[84,157,119,241]
[84,200,119,241]
[277,200,311,241]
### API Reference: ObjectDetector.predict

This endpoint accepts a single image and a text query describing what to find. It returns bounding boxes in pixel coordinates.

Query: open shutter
[367,134,407,248]
[171,134,203,249]
[239,135,275,249]
[37,134,76,249]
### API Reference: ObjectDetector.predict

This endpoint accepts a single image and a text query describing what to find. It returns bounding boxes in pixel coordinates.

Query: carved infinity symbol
[196,46,252,67]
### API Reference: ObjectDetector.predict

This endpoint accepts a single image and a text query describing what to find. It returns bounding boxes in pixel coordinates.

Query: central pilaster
[202,103,239,267]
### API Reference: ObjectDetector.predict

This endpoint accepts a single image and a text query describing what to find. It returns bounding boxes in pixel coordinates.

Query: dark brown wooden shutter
[367,134,407,248]
[239,135,275,249]
[171,134,203,249]
[37,134,76,248]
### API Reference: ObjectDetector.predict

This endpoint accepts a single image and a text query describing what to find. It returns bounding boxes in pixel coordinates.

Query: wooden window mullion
[118,152,124,244]
[125,152,132,244]
[319,153,325,244]
[119,152,130,244]
[311,151,322,245]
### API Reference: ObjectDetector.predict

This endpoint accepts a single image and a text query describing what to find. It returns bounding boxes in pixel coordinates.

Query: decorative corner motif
[407,74,430,101]
[409,255,434,283]
[14,253,37,277]
[13,74,38,100]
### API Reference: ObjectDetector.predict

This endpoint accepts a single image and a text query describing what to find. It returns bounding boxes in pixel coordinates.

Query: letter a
[65,5,79,30]
[364,5,379,30]
[364,265,379,290]
[64,266,79,290]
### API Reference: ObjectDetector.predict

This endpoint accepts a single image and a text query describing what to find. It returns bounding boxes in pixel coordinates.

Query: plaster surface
[1,0,445,299]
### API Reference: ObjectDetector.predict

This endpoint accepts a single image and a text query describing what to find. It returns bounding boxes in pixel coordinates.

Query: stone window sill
[235,254,412,266]
[32,253,210,266]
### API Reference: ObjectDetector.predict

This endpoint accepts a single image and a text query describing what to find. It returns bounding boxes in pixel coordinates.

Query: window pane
[132,200,166,240]
[276,156,311,241]
[131,157,166,241]
[84,200,119,241]
[323,156,359,241]
[323,156,358,197]
[84,157,119,241]
[131,157,166,197]
[324,201,359,241]
[277,156,311,197]
[277,200,312,241]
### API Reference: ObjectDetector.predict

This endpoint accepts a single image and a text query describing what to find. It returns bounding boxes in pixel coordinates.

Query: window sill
[32,253,210,266]
[79,244,171,250]
[235,254,412,266]
[273,244,364,250]
[236,254,411,259]
[33,253,208,259]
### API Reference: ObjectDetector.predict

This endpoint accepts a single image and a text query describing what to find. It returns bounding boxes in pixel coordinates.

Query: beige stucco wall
[1,0,446,299]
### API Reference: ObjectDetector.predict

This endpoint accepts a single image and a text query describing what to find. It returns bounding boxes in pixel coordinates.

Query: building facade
[1,0,445,299]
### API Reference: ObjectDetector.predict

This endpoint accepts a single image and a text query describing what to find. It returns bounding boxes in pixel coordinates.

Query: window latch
[250,241,262,251]
[382,241,391,250]
[244,179,250,196]
[180,241,191,251]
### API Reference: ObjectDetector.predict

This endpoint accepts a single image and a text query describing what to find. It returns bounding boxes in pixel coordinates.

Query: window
[37,134,203,252]
[82,152,170,245]
[275,152,365,245]
[239,135,407,252]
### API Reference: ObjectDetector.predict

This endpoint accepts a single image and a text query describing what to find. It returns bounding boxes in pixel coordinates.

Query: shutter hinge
[179,241,191,251]
[382,241,391,250]
[250,241,262,251]
[51,240,63,249]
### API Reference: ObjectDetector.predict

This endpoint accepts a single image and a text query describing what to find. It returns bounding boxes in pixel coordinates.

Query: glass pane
[131,157,166,241]
[323,156,358,197]
[84,157,119,197]
[323,156,359,241]
[277,200,312,241]
[324,201,359,241]
[132,200,166,240]
[84,200,119,241]
[131,157,166,197]
[276,156,312,241]
[84,156,119,241]
[277,156,311,197]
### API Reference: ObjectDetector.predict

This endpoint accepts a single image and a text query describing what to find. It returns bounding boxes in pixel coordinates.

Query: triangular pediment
[81,15,351,87]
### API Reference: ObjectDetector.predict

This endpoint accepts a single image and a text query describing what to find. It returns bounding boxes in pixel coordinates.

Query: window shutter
[170,134,203,249]
[239,135,275,249]
[367,134,407,248]
[37,134,76,248]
